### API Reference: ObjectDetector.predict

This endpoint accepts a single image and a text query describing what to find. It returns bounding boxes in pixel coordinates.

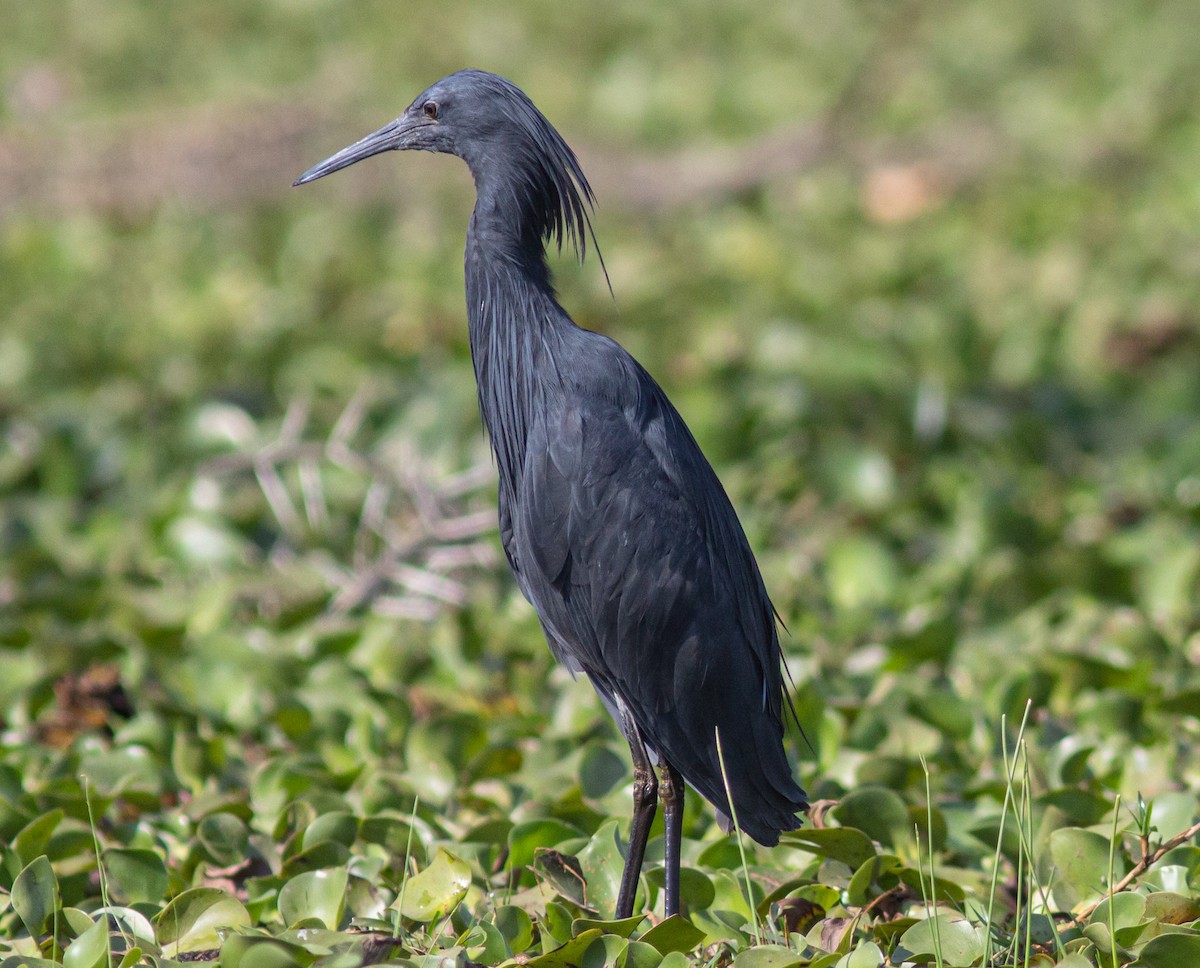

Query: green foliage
[3,0,1200,965]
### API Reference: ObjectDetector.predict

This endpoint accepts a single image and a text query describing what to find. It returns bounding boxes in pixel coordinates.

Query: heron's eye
[423,101,439,119]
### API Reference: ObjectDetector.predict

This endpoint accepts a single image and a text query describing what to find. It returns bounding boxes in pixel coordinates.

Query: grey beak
[293,116,427,186]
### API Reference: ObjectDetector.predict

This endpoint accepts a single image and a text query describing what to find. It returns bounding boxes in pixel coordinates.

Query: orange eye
[423,101,439,119]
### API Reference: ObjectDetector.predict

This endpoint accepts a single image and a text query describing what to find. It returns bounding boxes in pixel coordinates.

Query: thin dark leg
[615,702,657,920]
[659,762,685,917]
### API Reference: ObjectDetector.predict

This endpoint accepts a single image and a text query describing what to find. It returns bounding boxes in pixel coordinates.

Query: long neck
[464,178,568,494]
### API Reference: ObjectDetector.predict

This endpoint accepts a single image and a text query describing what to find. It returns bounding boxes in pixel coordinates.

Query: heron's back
[497,323,807,843]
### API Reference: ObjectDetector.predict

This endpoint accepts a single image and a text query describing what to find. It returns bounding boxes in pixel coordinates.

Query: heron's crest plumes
[453,70,598,264]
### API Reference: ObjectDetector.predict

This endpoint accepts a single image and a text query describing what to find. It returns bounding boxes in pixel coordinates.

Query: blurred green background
[1,0,1199,950]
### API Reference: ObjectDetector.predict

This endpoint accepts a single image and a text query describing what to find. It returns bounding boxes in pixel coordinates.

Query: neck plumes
[464,180,565,496]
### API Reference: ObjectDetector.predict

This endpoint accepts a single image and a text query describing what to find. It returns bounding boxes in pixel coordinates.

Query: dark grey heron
[295,69,807,919]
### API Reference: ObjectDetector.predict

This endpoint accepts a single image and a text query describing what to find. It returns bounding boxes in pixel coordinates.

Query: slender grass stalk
[1019,742,1064,961]
[393,795,421,939]
[715,726,762,947]
[982,701,1032,965]
[1020,750,1033,968]
[81,775,116,968]
[1107,795,1122,968]
[918,755,944,965]
[914,820,944,968]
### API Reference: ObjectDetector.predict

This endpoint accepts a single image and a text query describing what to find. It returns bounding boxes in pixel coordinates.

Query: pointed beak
[293,116,429,186]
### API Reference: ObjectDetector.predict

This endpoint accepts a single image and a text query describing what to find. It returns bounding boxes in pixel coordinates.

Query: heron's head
[294,70,596,261]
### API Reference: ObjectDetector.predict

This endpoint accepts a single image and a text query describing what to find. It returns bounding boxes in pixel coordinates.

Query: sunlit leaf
[393,847,471,922]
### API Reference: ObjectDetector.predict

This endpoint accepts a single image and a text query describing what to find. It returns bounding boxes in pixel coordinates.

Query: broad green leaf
[94,906,156,945]
[572,914,644,938]
[493,904,534,953]
[62,916,109,968]
[12,855,60,937]
[199,812,250,865]
[837,942,884,968]
[534,848,589,906]
[155,887,252,953]
[219,934,319,968]
[579,742,628,799]
[1130,932,1200,966]
[619,939,664,967]
[781,828,877,869]
[846,853,902,906]
[278,867,348,929]
[11,810,63,870]
[577,820,625,917]
[393,847,471,922]
[1143,891,1200,925]
[1089,890,1146,930]
[730,944,803,967]
[302,811,359,850]
[524,927,603,967]
[899,914,986,967]
[507,819,585,870]
[835,788,910,849]
[1050,827,1122,909]
[463,920,509,964]
[102,847,168,905]
[638,915,706,955]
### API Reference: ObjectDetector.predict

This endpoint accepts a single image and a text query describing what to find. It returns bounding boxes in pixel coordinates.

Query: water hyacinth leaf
[219,934,320,968]
[11,810,63,870]
[12,855,60,937]
[1143,892,1200,925]
[577,820,625,916]
[583,934,630,966]
[116,948,144,968]
[63,907,96,935]
[493,904,534,953]
[729,944,803,967]
[638,914,706,955]
[846,853,902,906]
[1129,933,1200,966]
[507,819,585,870]
[571,914,644,938]
[78,747,162,797]
[1049,827,1122,909]
[838,942,884,967]
[464,919,509,964]
[394,848,471,922]
[619,939,664,968]
[102,848,169,905]
[579,742,628,799]
[834,788,910,850]
[277,867,348,928]
[280,841,350,878]
[541,901,576,946]
[360,815,428,868]
[534,849,589,906]
[155,887,252,953]
[899,914,985,967]
[303,811,359,850]
[523,927,603,967]
[1089,890,1146,930]
[94,906,156,946]
[199,812,250,865]
[781,828,877,869]
[62,916,110,968]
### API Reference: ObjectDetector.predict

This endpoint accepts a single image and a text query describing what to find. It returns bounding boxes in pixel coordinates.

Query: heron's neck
[464,198,569,493]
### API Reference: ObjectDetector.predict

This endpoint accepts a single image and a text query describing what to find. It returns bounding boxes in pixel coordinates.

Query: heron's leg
[615,701,657,920]
[659,762,685,917]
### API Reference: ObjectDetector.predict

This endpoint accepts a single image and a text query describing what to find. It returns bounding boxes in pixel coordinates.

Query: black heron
[295,69,808,919]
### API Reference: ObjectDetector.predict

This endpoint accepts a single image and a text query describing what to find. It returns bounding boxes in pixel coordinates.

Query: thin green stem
[715,726,761,947]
